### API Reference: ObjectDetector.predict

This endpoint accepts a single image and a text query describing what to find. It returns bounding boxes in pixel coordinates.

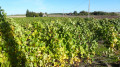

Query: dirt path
[7,16,26,18]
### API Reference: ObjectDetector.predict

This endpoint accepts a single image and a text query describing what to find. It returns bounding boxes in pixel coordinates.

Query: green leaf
[30,56,34,62]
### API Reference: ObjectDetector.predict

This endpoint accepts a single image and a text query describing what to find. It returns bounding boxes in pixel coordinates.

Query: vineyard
[0,11,120,66]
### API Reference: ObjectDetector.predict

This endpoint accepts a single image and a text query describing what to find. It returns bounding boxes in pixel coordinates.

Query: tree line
[71,11,119,16]
[26,9,119,17]
[26,9,47,17]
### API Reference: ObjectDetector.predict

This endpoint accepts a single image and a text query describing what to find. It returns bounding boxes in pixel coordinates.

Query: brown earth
[7,15,120,19]
[7,16,26,18]
[48,15,120,19]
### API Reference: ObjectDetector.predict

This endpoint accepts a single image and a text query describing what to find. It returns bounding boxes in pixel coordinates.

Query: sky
[0,0,120,15]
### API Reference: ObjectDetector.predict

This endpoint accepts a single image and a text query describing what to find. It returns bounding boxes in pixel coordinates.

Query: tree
[0,6,2,16]
[79,11,88,15]
[34,13,39,17]
[73,11,78,15]
[0,6,6,22]
[39,12,43,17]
[45,12,48,17]
[109,12,118,16]
[26,9,29,17]
[45,12,47,15]
[26,10,43,17]
[91,11,108,15]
